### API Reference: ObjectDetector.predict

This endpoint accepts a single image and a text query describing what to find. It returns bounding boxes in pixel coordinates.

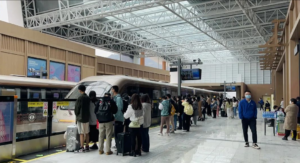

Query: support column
[140,52,145,66]
[162,61,166,70]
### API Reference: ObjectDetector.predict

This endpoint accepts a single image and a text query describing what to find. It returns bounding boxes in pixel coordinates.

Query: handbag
[129,117,142,128]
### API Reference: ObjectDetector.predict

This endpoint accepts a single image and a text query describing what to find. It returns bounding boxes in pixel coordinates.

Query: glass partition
[16,101,47,140]
[52,101,76,134]
[0,99,14,144]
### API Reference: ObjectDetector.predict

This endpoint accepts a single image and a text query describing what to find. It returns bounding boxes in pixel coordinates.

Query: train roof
[0,75,77,88]
[81,75,218,93]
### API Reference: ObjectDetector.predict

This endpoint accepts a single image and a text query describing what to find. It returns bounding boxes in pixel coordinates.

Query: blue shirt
[239,99,257,119]
[113,94,124,122]
[259,100,264,105]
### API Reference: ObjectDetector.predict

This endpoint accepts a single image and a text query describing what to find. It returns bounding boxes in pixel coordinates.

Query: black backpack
[122,99,129,113]
[95,99,117,122]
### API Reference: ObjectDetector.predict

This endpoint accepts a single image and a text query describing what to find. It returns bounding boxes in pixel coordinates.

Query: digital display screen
[33,93,39,99]
[181,69,202,80]
[226,86,236,91]
[53,93,59,99]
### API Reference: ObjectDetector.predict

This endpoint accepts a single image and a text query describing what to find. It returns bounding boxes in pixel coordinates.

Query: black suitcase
[221,110,227,117]
[116,133,131,156]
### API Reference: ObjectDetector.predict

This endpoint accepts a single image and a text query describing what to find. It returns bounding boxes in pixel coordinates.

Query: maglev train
[65,75,220,125]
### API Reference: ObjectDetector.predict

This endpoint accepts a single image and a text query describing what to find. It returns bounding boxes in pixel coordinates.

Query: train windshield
[66,81,112,99]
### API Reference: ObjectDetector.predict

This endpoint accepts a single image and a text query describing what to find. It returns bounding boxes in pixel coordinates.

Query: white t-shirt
[280,101,284,108]
[233,102,238,107]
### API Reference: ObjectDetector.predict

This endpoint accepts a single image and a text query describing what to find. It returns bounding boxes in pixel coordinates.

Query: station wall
[0,20,170,82]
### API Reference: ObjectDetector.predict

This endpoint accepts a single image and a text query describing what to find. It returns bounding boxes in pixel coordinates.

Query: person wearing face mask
[282,98,299,141]
[239,90,260,149]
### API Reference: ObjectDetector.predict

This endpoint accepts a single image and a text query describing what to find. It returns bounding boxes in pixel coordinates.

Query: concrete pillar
[162,61,166,70]
[140,58,145,66]
[0,0,23,27]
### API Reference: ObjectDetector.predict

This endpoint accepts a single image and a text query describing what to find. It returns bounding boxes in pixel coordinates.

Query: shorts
[77,122,89,134]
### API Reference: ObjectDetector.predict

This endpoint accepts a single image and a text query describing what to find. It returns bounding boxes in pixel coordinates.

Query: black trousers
[178,114,183,129]
[140,127,150,152]
[242,118,257,143]
[114,121,124,145]
[298,117,300,124]
[89,125,99,143]
[207,106,211,116]
[129,127,142,152]
[212,110,216,118]
[183,114,192,131]
[284,130,297,139]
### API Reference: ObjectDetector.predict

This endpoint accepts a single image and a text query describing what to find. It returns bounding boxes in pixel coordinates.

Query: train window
[66,81,111,99]
[28,88,45,99]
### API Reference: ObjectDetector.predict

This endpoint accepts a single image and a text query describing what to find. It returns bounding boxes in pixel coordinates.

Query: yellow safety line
[23,125,160,162]
[13,159,27,162]
[58,120,76,123]
[22,151,66,163]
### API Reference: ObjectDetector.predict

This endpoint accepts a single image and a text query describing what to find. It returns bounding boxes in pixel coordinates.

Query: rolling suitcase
[116,133,131,156]
[66,125,80,152]
[221,110,227,117]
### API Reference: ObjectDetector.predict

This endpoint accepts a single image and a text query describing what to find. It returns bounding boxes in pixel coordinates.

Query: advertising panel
[27,57,47,78]
[68,65,81,82]
[50,61,65,80]
[0,102,14,143]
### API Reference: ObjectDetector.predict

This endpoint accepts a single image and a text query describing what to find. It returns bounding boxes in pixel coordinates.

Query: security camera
[193,59,196,62]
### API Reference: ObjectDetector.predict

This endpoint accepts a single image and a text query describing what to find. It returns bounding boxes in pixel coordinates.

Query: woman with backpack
[182,97,194,132]
[88,91,99,150]
[124,94,144,157]
[141,94,151,152]
[192,97,199,125]
[158,96,170,136]
[211,98,218,118]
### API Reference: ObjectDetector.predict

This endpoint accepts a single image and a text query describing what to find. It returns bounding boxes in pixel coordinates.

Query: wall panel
[50,47,65,61]
[83,56,95,67]
[105,65,116,74]
[68,52,81,64]
[124,68,132,76]
[116,67,123,75]
[139,70,144,78]
[1,35,25,54]
[97,63,105,73]
[82,66,95,79]
[28,42,47,58]
[133,69,138,77]
[0,52,25,75]
[144,72,149,79]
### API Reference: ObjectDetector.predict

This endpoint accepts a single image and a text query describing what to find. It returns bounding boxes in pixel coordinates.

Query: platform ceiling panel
[22,0,289,64]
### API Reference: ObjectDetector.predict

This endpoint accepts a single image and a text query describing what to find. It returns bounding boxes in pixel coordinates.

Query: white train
[65,75,220,124]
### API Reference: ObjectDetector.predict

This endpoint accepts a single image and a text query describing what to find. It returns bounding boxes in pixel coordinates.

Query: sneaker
[85,146,90,152]
[158,133,163,136]
[170,131,175,133]
[244,142,249,147]
[252,144,260,149]
[99,150,104,155]
[292,138,297,141]
[75,147,85,153]
[282,137,288,141]
[90,144,98,150]
[177,127,182,130]
[106,151,113,155]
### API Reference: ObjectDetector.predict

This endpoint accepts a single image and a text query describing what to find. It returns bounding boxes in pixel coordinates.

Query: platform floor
[27,111,300,163]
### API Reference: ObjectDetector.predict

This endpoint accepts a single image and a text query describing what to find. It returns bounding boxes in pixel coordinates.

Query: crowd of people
[73,85,300,156]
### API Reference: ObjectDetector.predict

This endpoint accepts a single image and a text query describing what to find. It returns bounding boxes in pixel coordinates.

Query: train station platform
[14,110,300,163]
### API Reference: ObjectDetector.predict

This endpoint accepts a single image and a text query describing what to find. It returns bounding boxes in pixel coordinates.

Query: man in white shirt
[280,98,284,108]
